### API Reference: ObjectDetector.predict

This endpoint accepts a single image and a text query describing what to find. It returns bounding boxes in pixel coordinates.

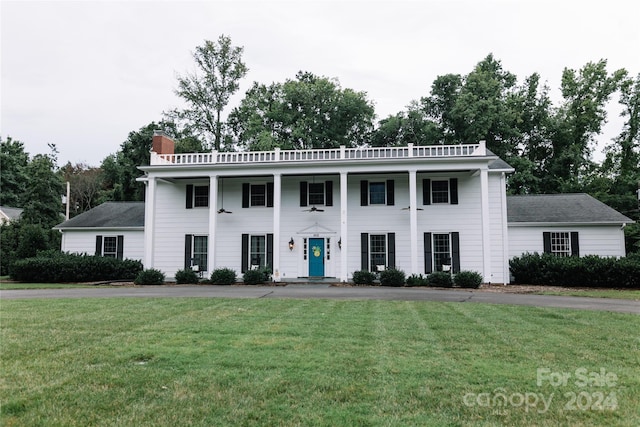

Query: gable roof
[507,193,633,225]
[54,202,145,229]
[0,206,23,222]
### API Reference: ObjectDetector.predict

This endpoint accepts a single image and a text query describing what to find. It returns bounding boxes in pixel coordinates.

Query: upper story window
[186,184,209,209]
[423,178,458,205]
[300,180,333,207]
[242,183,274,208]
[360,179,395,206]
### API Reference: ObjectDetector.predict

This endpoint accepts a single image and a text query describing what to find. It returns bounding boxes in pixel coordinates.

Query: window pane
[551,232,570,257]
[103,237,117,258]
[433,233,451,271]
[431,180,449,204]
[308,183,325,205]
[369,182,386,205]
[193,236,208,271]
[194,186,209,207]
[370,234,386,271]
[251,184,266,206]
[250,235,266,267]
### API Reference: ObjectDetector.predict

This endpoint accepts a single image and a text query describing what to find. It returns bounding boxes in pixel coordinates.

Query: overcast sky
[2,0,639,167]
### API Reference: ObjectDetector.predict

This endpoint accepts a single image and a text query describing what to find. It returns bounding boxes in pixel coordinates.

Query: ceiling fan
[401,206,424,211]
[303,206,324,212]
[218,178,232,214]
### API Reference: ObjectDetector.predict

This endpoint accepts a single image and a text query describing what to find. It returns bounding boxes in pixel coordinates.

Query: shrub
[175,268,200,284]
[134,269,165,285]
[406,274,428,287]
[9,252,143,283]
[454,271,483,288]
[426,271,453,288]
[210,268,237,285]
[352,270,376,285]
[243,269,266,285]
[510,252,640,288]
[379,268,406,287]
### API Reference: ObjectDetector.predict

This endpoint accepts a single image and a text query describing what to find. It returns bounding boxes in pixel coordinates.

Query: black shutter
[361,233,369,270]
[387,233,396,269]
[267,233,274,269]
[300,181,308,206]
[571,232,580,257]
[424,233,432,273]
[266,182,274,207]
[184,234,193,270]
[242,183,250,208]
[451,232,460,273]
[423,179,431,205]
[386,179,394,206]
[543,232,551,254]
[116,235,124,260]
[95,236,103,256]
[186,184,193,209]
[325,180,333,206]
[241,234,249,272]
[450,178,458,205]
[360,180,368,206]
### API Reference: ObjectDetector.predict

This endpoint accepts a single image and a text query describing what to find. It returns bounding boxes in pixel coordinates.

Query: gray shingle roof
[507,193,633,224]
[0,206,23,221]
[54,202,145,229]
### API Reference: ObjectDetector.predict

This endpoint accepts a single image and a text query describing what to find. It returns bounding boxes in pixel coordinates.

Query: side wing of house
[60,229,145,261]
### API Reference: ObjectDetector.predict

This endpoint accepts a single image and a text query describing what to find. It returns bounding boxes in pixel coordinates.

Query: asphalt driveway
[1,285,638,314]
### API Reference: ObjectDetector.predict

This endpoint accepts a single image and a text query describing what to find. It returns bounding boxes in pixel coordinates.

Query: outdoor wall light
[338,238,342,249]
[289,237,295,251]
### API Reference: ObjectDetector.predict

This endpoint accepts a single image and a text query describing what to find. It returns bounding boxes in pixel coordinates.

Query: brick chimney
[152,130,174,155]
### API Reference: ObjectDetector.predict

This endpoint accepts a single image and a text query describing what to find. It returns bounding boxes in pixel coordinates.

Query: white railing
[150,142,487,166]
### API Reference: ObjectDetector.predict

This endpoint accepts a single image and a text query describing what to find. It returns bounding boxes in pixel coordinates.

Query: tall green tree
[0,136,30,207]
[169,35,249,151]
[229,71,375,150]
[20,147,64,228]
[544,60,625,192]
[60,163,104,217]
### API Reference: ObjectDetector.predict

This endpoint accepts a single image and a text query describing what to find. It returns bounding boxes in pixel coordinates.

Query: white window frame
[550,232,571,257]
[249,235,267,269]
[432,233,452,272]
[430,180,450,204]
[307,182,326,206]
[191,235,208,272]
[102,236,118,258]
[369,182,386,205]
[369,234,387,272]
[250,184,267,207]
[193,185,209,208]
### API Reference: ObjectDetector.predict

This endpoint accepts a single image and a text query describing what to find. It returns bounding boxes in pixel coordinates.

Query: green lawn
[2,298,639,426]
[0,282,97,290]
[536,289,640,301]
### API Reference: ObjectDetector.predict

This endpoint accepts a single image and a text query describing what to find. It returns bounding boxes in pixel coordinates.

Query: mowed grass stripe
[2,298,639,426]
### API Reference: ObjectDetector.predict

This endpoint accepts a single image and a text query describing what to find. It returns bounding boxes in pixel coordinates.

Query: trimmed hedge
[210,268,237,285]
[510,253,640,288]
[454,271,483,289]
[379,268,406,287]
[134,269,165,285]
[426,271,453,288]
[175,268,200,284]
[352,270,376,286]
[242,267,270,285]
[10,252,142,283]
[406,274,428,287]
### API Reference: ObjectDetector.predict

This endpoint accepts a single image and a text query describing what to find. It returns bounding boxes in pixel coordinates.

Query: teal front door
[309,238,325,277]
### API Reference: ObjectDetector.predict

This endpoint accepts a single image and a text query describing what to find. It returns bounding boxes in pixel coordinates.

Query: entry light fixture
[289,237,295,251]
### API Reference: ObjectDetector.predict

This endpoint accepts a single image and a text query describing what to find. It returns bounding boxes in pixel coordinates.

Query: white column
[408,169,419,275]
[208,174,218,276]
[272,173,282,282]
[340,171,348,282]
[143,176,156,269]
[500,172,510,284]
[480,168,492,283]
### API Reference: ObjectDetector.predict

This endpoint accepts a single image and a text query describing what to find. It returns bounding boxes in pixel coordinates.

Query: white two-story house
[54,132,632,284]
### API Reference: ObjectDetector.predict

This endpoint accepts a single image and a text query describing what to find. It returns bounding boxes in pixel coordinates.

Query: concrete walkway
[1,285,638,314]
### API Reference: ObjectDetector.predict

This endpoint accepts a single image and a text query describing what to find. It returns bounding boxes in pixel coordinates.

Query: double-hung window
[360,233,396,271]
[250,235,267,268]
[95,235,124,260]
[184,235,208,272]
[241,234,274,272]
[186,184,209,208]
[250,184,266,207]
[543,232,579,257]
[300,180,334,207]
[432,233,452,271]
[424,232,460,273]
[242,183,274,208]
[360,180,395,206]
[423,178,458,205]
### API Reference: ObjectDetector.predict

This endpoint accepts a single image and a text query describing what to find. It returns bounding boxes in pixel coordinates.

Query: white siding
[488,174,508,284]
[508,225,626,259]
[60,229,144,261]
